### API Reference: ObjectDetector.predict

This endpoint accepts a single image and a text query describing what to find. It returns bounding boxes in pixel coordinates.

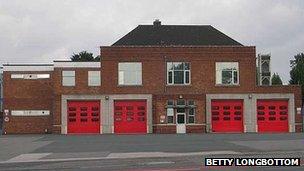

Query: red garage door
[67,101,100,134]
[211,100,243,133]
[257,100,288,133]
[114,100,147,134]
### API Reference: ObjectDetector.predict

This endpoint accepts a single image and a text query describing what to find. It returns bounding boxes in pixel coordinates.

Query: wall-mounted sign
[4,109,9,116]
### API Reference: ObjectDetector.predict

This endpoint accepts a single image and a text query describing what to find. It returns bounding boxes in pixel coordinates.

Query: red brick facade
[3,71,53,134]
[2,46,302,134]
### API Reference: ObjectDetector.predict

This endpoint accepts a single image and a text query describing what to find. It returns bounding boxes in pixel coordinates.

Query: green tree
[94,55,101,62]
[271,73,283,85]
[70,51,100,62]
[289,53,304,96]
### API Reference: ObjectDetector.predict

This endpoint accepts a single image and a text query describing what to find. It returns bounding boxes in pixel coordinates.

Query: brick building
[2,20,302,134]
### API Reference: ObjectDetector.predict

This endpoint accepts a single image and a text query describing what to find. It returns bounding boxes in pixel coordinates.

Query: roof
[2,62,101,71]
[112,21,242,46]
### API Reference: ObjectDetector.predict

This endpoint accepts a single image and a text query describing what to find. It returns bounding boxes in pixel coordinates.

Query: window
[176,99,186,106]
[167,100,174,106]
[188,100,195,106]
[118,62,142,85]
[88,71,101,86]
[166,108,174,124]
[62,71,75,86]
[216,62,239,85]
[176,108,185,113]
[167,62,190,85]
[166,100,174,124]
[188,108,195,124]
[188,100,195,123]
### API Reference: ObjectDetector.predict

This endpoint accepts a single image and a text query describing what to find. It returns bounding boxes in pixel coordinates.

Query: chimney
[153,19,161,27]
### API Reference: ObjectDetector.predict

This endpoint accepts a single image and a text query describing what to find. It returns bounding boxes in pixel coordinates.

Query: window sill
[88,85,101,87]
[215,84,240,87]
[166,84,191,86]
[117,84,143,87]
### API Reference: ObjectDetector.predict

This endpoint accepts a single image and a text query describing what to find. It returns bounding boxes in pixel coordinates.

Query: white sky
[0,0,303,83]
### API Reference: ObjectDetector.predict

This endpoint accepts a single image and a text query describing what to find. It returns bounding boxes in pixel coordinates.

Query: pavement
[0,133,303,170]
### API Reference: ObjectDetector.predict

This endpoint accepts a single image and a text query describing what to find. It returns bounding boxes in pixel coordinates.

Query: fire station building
[2,20,302,134]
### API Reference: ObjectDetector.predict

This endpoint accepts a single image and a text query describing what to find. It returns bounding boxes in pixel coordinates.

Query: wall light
[105,96,109,100]
[248,94,252,99]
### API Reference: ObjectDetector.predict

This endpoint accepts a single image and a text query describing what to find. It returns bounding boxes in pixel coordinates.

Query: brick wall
[3,71,53,134]
[52,67,102,132]
[101,46,257,95]
[2,46,302,134]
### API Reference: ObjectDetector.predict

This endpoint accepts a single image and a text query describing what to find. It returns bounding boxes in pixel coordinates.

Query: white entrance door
[176,113,186,133]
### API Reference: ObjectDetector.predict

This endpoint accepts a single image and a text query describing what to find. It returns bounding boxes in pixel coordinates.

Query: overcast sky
[0,0,303,83]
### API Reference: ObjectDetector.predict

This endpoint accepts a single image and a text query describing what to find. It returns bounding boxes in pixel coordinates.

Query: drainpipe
[164,55,167,94]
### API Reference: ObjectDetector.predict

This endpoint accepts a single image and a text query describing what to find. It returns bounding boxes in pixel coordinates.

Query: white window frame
[166,100,174,124]
[118,62,142,85]
[62,71,75,86]
[188,107,195,124]
[167,62,190,85]
[88,71,101,86]
[216,62,239,85]
[166,108,174,124]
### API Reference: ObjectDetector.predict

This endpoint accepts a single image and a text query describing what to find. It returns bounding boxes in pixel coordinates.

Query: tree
[70,51,100,62]
[289,53,304,96]
[271,73,283,85]
[94,55,101,62]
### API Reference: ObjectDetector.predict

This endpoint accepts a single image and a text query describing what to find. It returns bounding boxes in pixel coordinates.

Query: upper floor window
[118,62,142,85]
[216,62,239,85]
[88,71,101,86]
[167,62,190,85]
[62,71,75,86]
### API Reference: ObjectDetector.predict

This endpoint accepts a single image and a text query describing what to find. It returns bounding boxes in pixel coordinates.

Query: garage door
[114,100,147,134]
[211,100,243,133]
[67,101,100,134]
[257,100,288,133]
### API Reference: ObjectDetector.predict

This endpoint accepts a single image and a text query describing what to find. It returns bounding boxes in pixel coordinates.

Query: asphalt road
[0,133,303,170]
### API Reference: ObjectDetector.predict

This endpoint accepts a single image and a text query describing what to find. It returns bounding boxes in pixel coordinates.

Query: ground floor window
[166,108,174,124]
[165,99,196,124]
[188,108,195,123]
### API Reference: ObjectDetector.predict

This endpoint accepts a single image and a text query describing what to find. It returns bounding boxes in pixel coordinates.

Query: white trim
[54,62,100,68]
[3,65,54,71]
